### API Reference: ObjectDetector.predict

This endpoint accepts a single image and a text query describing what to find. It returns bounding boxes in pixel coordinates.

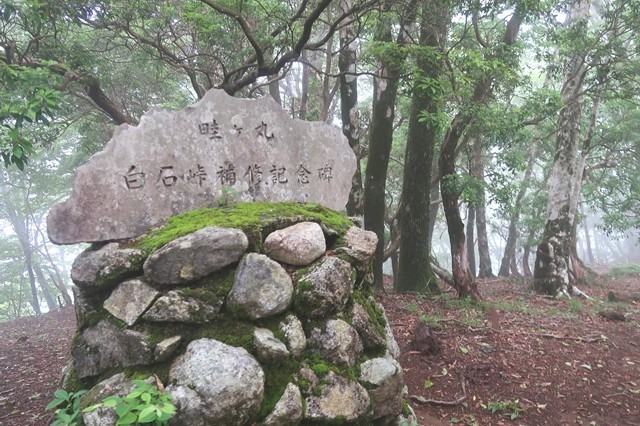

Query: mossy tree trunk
[395,0,444,293]
[534,0,591,297]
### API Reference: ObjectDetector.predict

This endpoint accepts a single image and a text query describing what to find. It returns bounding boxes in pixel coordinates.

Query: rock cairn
[64,203,414,425]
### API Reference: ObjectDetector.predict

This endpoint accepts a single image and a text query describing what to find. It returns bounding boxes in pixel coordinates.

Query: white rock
[264,222,326,266]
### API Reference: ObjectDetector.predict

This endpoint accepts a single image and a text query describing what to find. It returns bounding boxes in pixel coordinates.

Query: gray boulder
[168,339,264,426]
[260,383,303,426]
[350,301,387,351]
[71,243,145,292]
[360,357,404,420]
[143,227,248,285]
[143,290,221,323]
[264,222,326,266]
[154,336,182,363]
[294,256,354,318]
[308,319,362,367]
[254,328,289,362]
[335,226,378,270]
[279,314,306,358]
[382,305,401,359]
[104,279,159,326]
[304,371,370,423]
[72,320,151,378]
[228,253,293,319]
[72,286,98,329]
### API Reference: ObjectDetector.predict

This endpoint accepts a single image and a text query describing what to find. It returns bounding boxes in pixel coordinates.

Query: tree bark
[439,114,480,299]
[339,0,363,217]
[268,74,282,106]
[467,205,476,277]
[499,144,537,276]
[534,0,591,296]
[395,0,443,293]
[364,0,417,290]
[299,54,310,120]
[33,264,57,312]
[582,206,595,264]
[522,246,533,277]
[470,134,494,278]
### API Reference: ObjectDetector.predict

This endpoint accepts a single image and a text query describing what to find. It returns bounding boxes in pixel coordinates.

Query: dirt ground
[1,274,639,426]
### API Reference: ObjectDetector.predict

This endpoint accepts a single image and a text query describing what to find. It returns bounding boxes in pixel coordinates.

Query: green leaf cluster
[46,389,88,426]
[0,64,62,169]
[83,380,176,425]
[47,380,176,426]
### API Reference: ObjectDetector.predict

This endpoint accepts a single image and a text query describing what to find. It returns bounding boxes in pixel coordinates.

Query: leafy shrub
[46,389,87,426]
[47,379,176,426]
[84,380,176,425]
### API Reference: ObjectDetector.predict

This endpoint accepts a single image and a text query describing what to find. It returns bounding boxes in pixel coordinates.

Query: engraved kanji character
[123,165,145,189]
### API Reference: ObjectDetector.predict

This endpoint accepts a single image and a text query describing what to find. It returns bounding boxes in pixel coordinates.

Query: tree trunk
[569,93,601,285]
[395,0,443,293]
[582,207,595,264]
[364,0,417,290]
[269,74,282,106]
[522,246,533,277]
[428,178,440,248]
[4,201,42,315]
[439,115,480,300]
[471,134,494,278]
[23,250,42,315]
[499,144,537,276]
[467,205,476,277]
[319,20,334,122]
[33,264,57,312]
[510,254,522,278]
[339,0,363,217]
[299,54,310,120]
[534,0,591,296]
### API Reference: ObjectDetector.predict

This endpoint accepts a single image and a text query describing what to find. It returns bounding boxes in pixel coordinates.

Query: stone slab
[48,90,357,244]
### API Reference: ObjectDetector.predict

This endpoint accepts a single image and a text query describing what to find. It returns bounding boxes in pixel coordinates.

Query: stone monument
[48,90,356,244]
[50,91,414,425]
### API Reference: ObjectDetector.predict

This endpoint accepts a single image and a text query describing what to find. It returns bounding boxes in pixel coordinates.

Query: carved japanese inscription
[47,90,356,244]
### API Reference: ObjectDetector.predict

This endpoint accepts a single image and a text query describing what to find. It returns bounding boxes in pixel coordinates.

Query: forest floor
[0,273,639,426]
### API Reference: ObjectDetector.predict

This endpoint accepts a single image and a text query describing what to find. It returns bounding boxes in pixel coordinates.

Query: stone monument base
[62,202,415,425]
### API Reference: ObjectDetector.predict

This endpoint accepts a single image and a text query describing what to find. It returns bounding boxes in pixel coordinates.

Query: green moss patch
[136,202,354,254]
[258,358,300,420]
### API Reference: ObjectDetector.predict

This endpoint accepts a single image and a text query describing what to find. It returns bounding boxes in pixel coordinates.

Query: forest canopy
[2,0,640,319]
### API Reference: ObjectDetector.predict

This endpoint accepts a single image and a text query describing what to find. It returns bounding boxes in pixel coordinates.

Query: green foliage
[0,64,63,169]
[46,389,88,426]
[607,263,640,279]
[84,380,176,425]
[481,399,525,420]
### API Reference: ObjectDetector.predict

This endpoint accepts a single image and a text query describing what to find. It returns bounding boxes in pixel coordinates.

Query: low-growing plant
[46,389,88,426]
[607,263,640,279]
[47,379,176,426]
[568,298,583,313]
[481,399,525,420]
[84,379,176,425]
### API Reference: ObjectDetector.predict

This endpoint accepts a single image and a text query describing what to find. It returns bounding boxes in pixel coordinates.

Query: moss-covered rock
[136,202,355,254]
